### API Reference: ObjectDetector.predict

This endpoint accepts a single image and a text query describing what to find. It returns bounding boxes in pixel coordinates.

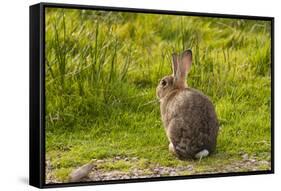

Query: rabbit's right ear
[179,49,192,79]
[173,50,192,89]
[172,53,179,79]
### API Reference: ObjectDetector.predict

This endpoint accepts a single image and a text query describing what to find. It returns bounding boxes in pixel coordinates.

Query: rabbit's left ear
[172,53,179,78]
[179,49,192,79]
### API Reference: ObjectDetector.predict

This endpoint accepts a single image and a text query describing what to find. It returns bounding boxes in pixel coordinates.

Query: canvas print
[44,7,272,184]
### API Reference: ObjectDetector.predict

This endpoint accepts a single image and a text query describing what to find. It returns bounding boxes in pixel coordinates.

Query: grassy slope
[45,8,271,181]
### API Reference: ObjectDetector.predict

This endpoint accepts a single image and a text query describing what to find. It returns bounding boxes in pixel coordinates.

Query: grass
[45,8,272,182]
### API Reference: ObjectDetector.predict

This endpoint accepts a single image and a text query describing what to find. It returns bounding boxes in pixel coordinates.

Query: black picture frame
[29,2,275,189]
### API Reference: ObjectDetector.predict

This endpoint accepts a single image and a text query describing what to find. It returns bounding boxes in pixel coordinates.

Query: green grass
[45,8,272,182]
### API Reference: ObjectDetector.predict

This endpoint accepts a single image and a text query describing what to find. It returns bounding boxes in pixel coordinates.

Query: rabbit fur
[156,49,219,160]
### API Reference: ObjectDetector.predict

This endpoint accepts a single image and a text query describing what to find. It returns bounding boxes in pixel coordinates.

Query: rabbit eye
[161,80,167,86]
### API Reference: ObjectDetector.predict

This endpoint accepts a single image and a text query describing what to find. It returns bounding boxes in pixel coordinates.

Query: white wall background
[0,0,279,190]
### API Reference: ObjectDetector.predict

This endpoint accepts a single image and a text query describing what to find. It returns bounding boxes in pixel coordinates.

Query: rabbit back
[161,88,219,159]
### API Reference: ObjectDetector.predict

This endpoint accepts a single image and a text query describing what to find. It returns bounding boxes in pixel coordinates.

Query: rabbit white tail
[195,149,209,160]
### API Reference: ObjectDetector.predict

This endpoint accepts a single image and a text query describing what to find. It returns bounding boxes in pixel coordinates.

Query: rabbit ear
[179,49,192,80]
[172,53,179,78]
[173,50,192,88]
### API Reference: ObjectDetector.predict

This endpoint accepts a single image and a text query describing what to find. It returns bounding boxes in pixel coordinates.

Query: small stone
[132,157,138,161]
[69,162,95,182]
[161,169,169,175]
[259,160,269,165]
[153,168,160,173]
[177,166,184,171]
[186,165,193,171]
[122,175,130,179]
[242,154,249,160]
[249,159,256,163]
[139,175,149,178]
[115,156,121,160]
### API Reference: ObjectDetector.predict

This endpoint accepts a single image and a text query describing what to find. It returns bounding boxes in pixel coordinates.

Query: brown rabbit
[156,49,219,160]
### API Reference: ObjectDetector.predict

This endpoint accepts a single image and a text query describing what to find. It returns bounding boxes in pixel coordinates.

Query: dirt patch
[46,160,61,184]
[46,155,271,183]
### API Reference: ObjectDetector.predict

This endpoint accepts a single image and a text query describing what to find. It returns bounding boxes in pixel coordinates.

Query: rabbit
[156,49,219,160]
